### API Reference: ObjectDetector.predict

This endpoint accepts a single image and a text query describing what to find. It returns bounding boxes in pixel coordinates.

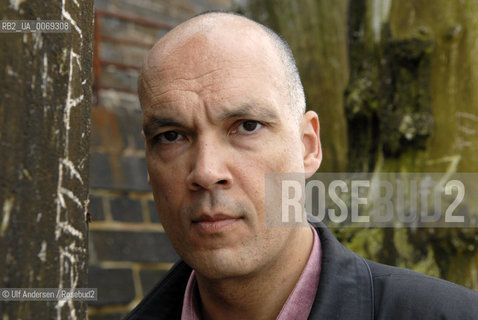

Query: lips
[191,213,241,234]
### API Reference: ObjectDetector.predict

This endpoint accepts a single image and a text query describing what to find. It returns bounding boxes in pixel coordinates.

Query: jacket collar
[124,261,192,319]
[308,222,374,320]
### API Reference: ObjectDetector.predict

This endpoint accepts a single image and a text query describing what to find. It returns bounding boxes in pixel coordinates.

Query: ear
[142,130,152,186]
[300,111,322,178]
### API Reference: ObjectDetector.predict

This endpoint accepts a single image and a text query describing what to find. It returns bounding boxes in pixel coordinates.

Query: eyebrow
[218,104,279,123]
[142,104,280,137]
[143,116,183,137]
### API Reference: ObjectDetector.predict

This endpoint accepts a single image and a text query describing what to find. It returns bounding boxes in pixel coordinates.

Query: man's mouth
[191,214,242,234]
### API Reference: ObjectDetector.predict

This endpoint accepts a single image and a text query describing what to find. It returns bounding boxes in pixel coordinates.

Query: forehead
[139,21,289,120]
[143,22,283,84]
[147,14,280,68]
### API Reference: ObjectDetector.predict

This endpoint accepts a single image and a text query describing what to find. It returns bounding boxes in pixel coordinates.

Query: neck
[195,226,314,320]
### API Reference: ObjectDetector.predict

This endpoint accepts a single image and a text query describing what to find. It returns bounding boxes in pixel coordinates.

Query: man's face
[141,26,310,279]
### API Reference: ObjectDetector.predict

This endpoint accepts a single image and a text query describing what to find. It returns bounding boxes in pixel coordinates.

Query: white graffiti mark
[426,155,461,187]
[56,222,83,240]
[62,0,83,40]
[71,51,82,71]
[1,196,15,237]
[56,246,80,320]
[61,187,83,208]
[64,50,74,133]
[9,0,26,11]
[455,112,478,150]
[22,168,32,181]
[6,65,18,77]
[457,112,478,122]
[32,32,43,51]
[37,241,47,262]
[458,126,476,135]
[70,94,84,108]
[42,53,49,98]
[78,155,88,171]
[57,189,66,209]
[62,159,84,184]
[455,137,474,149]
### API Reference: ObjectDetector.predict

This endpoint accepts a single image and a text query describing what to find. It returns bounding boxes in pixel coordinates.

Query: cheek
[147,153,185,189]
[264,139,303,173]
[147,163,184,216]
[151,180,185,239]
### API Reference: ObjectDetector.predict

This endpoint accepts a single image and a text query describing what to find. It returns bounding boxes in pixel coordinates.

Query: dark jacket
[124,223,478,319]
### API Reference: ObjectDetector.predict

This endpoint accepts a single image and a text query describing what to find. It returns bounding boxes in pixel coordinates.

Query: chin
[186,249,253,279]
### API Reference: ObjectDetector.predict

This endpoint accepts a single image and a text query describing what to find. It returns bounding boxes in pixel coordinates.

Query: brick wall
[88,1,233,319]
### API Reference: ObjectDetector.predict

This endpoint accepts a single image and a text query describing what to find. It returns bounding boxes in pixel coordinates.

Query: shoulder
[367,260,478,319]
[310,221,478,319]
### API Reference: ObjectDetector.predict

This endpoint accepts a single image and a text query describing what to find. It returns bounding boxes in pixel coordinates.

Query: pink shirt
[181,227,321,319]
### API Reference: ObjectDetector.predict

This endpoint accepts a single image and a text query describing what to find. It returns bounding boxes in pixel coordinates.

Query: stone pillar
[0,0,93,318]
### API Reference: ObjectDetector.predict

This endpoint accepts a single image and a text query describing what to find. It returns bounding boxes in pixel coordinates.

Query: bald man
[125,11,478,320]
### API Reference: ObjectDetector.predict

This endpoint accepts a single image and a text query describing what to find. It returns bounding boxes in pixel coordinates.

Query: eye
[236,120,263,134]
[154,131,183,144]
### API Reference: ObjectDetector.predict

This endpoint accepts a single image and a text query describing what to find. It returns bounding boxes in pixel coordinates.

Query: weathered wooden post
[0,0,93,318]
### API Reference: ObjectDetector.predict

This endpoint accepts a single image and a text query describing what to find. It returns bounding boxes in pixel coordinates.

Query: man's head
[139,12,322,280]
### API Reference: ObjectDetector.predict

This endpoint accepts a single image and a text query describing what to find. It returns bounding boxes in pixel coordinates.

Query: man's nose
[186,139,233,191]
